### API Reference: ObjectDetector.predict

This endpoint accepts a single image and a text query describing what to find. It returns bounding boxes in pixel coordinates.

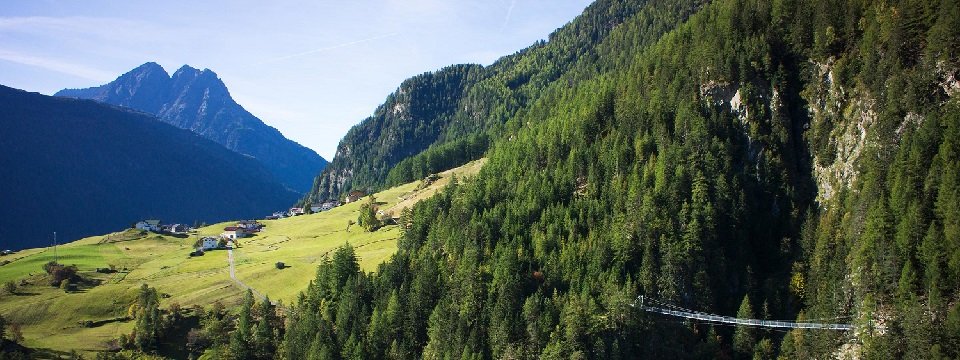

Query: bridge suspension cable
[633,296,853,331]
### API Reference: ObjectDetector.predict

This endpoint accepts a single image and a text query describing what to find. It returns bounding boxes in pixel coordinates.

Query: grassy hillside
[0,159,484,355]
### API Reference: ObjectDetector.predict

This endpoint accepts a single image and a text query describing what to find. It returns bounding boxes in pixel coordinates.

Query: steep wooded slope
[283,0,960,359]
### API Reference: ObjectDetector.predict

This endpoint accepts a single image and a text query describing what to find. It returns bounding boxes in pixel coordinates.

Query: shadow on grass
[24,347,75,360]
[80,316,132,329]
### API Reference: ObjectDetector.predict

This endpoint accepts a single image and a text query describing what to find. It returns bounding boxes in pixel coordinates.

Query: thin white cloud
[0,50,113,81]
[254,33,400,66]
[500,0,518,33]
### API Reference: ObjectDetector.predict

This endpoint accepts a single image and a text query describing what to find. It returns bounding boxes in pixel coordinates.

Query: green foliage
[199,300,230,349]
[223,290,284,360]
[286,0,960,358]
[307,64,485,203]
[3,281,15,295]
[129,284,162,352]
[357,196,382,232]
[734,295,757,359]
[43,261,78,287]
[385,134,489,186]
[285,244,367,360]
[753,338,774,360]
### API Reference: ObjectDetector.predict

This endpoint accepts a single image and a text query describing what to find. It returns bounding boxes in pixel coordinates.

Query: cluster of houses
[186,189,381,258]
[263,190,370,221]
[265,198,356,220]
[221,220,263,240]
[134,220,192,234]
[312,200,341,212]
[191,220,264,255]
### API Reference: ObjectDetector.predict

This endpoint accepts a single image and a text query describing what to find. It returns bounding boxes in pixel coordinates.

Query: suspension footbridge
[634,296,853,331]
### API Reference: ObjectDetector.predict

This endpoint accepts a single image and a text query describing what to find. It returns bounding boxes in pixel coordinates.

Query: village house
[135,220,162,232]
[310,200,340,213]
[265,211,287,220]
[345,190,366,203]
[237,220,262,232]
[169,224,190,234]
[221,226,249,240]
[321,200,340,211]
[201,237,219,250]
[288,207,305,216]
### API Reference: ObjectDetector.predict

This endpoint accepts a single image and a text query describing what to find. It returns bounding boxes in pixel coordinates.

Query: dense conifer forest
[286,0,960,358]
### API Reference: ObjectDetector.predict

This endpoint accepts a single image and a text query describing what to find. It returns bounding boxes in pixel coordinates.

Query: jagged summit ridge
[56,62,327,193]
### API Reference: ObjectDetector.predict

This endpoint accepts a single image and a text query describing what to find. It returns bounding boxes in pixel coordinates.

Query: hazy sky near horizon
[0,1,593,159]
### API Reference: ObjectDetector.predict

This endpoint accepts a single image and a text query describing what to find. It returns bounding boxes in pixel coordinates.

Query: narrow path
[227,247,278,308]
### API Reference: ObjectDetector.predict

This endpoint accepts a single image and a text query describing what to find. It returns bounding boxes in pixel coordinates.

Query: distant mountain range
[0,85,299,250]
[56,62,326,193]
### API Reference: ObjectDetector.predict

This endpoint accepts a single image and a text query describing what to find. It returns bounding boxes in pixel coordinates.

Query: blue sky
[0,0,594,159]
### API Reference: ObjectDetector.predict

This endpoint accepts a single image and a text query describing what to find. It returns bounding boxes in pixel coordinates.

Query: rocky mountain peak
[55,62,327,193]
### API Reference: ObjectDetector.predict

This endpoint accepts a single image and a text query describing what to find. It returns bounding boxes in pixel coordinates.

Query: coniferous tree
[733,295,757,359]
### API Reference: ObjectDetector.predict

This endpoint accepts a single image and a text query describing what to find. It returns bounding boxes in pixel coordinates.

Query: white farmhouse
[321,201,339,211]
[135,220,162,232]
[221,226,248,240]
[201,237,219,250]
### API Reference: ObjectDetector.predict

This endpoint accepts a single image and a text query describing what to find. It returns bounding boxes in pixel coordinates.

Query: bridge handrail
[634,296,853,331]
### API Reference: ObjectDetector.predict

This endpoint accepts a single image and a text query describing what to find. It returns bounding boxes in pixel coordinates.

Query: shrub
[43,261,78,287]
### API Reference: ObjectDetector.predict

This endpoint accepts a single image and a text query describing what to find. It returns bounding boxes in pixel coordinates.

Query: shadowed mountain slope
[0,85,299,250]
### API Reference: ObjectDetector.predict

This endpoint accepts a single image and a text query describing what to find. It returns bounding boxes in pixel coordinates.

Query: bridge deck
[635,297,852,331]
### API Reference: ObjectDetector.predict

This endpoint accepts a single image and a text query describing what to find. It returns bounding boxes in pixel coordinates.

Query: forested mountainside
[276,0,960,359]
[0,86,298,250]
[303,0,707,203]
[56,63,326,193]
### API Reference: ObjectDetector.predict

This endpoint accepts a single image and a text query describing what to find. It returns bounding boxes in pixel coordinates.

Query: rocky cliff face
[307,64,482,202]
[57,62,326,193]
